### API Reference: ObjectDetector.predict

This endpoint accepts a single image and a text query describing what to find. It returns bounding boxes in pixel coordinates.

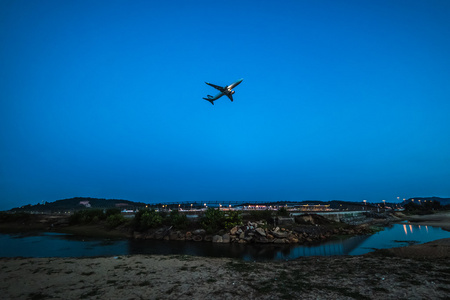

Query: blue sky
[1,0,449,210]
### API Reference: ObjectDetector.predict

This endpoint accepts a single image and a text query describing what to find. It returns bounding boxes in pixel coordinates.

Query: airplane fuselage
[203,78,243,104]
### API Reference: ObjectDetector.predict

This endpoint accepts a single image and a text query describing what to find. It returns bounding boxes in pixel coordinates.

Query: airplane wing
[205,82,225,92]
[227,94,234,102]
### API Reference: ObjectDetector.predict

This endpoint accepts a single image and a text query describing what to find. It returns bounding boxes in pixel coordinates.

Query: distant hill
[405,197,450,206]
[10,197,148,212]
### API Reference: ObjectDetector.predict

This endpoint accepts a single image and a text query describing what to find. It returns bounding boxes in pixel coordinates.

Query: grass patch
[437,286,450,293]
[28,292,50,300]
[225,261,257,274]
[373,287,389,293]
[81,288,100,298]
[81,271,95,276]
[180,265,189,271]
[136,271,148,275]
[138,280,152,287]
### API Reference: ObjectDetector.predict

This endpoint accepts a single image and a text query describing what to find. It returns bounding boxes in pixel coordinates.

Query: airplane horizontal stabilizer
[203,98,214,105]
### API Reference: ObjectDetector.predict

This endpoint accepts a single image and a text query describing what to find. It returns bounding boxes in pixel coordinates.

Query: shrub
[69,209,106,225]
[168,210,190,230]
[0,212,31,223]
[200,208,242,233]
[277,207,290,217]
[201,208,225,234]
[106,214,126,229]
[223,210,242,230]
[134,209,163,231]
[105,208,122,217]
[245,210,274,223]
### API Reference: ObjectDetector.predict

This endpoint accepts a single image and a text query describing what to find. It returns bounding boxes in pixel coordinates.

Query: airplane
[203,78,243,105]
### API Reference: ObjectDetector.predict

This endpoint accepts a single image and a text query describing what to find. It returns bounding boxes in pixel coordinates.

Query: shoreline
[1,238,449,299]
[401,211,450,231]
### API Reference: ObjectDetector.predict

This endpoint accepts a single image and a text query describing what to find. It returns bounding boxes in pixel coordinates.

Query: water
[1,224,449,261]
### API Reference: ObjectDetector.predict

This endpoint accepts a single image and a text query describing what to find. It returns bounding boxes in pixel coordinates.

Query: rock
[230,226,238,235]
[274,238,286,244]
[133,232,143,239]
[256,237,269,243]
[239,232,245,239]
[193,229,206,236]
[237,229,243,235]
[212,235,223,243]
[204,235,213,242]
[169,231,179,240]
[186,231,192,238]
[277,217,295,225]
[238,239,247,244]
[154,233,164,240]
[193,235,203,242]
[222,234,230,243]
[272,231,289,238]
[255,228,266,236]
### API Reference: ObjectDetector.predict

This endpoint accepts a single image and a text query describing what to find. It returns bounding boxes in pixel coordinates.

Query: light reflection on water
[0,224,449,261]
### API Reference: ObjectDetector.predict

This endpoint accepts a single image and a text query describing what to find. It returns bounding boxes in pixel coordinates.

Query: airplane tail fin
[203,98,214,105]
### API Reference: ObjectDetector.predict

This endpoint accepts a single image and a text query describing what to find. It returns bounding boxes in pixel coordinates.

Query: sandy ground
[0,238,449,300]
[1,212,450,299]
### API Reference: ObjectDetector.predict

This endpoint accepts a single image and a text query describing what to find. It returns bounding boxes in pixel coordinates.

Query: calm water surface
[1,224,449,261]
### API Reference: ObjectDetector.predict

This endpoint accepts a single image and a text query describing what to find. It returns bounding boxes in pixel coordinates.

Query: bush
[404,200,442,214]
[105,208,122,217]
[106,214,126,229]
[168,210,190,230]
[0,212,31,223]
[223,210,242,230]
[201,208,242,233]
[277,207,290,217]
[134,209,163,231]
[245,210,274,223]
[201,208,225,234]
[69,209,106,225]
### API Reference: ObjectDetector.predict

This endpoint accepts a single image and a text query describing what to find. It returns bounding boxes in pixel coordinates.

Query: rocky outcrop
[132,219,375,245]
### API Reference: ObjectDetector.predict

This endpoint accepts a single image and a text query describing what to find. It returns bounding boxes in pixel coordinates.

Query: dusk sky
[1,0,449,210]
